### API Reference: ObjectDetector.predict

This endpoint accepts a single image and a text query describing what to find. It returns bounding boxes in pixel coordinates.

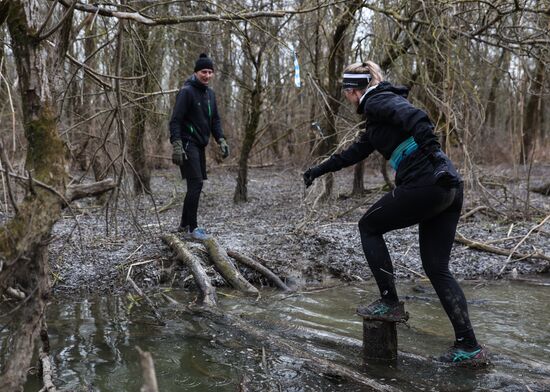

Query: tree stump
[360,317,398,362]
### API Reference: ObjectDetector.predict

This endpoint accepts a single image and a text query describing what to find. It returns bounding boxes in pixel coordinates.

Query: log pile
[160,234,291,304]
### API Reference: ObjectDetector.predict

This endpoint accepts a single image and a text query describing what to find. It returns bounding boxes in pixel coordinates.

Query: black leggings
[179,142,206,231]
[180,177,203,231]
[358,183,475,342]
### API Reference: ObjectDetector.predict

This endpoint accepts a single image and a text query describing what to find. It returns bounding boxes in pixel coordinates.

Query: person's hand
[303,168,316,187]
[429,150,457,186]
[172,140,185,166]
[219,138,229,159]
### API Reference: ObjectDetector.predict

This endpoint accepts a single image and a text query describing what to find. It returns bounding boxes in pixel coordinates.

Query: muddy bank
[50,164,550,296]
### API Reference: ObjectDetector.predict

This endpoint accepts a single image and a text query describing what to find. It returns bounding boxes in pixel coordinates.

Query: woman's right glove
[218,138,230,159]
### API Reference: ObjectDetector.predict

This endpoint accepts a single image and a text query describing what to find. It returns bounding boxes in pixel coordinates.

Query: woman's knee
[358,215,378,236]
[423,262,452,282]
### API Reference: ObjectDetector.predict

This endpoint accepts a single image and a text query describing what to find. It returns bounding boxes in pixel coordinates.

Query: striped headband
[342,73,371,89]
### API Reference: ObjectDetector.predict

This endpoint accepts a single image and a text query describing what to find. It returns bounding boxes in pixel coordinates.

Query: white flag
[293,50,301,88]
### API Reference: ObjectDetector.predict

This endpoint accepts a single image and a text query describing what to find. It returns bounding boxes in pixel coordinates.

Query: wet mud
[49,164,550,296]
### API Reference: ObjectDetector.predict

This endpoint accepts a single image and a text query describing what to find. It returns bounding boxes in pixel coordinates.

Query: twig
[227,249,291,291]
[127,276,165,326]
[460,205,488,220]
[0,139,19,213]
[136,346,159,392]
[498,214,550,276]
[125,259,156,281]
[153,187,178,213]
[394,262,427,279]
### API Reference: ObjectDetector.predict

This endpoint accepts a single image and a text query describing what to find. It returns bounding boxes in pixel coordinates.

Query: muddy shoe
[437,344,490,367]
[356,298,409,322]
[176,225,189,233]
[190,227,210,240]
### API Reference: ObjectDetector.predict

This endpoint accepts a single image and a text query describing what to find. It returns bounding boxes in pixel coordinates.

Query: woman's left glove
[219,138,229,159]
[172,140,185,166]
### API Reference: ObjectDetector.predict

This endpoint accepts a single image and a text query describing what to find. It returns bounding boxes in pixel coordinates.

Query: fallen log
[227,249,291,291]
[65,179,116,202]
[455,232,550,262]
[161,234,217,306]
[203,238,258,295]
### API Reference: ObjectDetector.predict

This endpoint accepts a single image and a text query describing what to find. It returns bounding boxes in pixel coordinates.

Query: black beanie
[194,53,214,72]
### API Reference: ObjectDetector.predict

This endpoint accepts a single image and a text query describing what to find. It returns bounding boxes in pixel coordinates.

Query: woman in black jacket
[303,61,488,366]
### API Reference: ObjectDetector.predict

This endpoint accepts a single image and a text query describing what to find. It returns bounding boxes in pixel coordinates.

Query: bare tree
[0,2,115,389]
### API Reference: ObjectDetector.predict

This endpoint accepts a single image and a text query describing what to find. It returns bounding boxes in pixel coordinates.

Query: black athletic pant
[358,182,476,344]
[179,142,206,231]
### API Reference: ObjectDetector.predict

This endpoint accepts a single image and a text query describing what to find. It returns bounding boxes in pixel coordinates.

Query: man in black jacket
[304,61,489,367]
[169,53,229,240]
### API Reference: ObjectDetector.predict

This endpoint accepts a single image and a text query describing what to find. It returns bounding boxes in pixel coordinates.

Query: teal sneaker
[356,298,409,322]
[437,344,490,367]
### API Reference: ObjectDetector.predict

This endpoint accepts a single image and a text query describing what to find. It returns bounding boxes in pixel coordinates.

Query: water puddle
[2,277,548,391]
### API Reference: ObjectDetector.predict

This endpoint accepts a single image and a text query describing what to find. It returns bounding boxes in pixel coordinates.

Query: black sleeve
[314,131,375,176]
[210,90,224,142]
[367,93,440,152]
[169,88,190,144]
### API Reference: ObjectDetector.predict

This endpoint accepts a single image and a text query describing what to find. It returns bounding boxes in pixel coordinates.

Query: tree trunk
[520,56,545,164]
[0,3,112,390]
[317,0,363,200]
[129,15,154,194]
[351,160,365,196]
[234,49,263,203]
[0,245,51,391]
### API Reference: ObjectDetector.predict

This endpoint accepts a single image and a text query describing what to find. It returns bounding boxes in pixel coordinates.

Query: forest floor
[50,163,550,297]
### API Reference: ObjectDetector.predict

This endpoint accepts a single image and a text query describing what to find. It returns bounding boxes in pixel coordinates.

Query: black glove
[428,150,458,186]
[172,140,186,166]
[218,138,229,159]
[303,168,317,187]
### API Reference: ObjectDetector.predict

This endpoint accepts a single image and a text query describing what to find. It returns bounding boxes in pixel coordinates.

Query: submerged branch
[136,346,159,392]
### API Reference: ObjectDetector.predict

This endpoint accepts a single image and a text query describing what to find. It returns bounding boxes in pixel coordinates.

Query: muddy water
[13,277,550,391]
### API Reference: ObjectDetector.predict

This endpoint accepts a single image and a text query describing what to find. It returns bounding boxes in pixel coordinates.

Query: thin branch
[498,214,550,275]
[37,0,77,41]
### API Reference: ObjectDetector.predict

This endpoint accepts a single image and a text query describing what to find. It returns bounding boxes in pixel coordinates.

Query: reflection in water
[1,278,547,391]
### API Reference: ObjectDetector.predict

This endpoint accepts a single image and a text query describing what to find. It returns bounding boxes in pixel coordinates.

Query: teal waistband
[389,136,418,170]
